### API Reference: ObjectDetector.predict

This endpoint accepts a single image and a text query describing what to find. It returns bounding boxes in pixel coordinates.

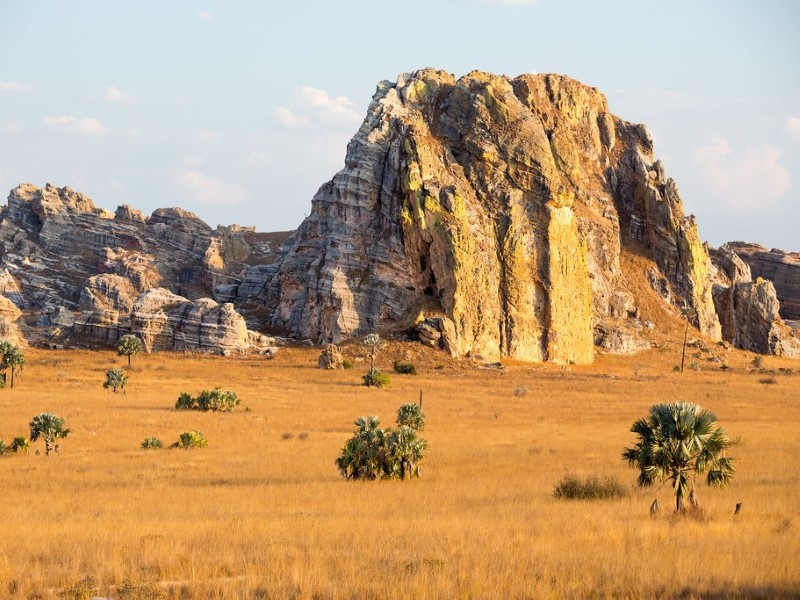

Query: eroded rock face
[710,244,800,357]
[0,183,289,352]
[265,69,721,362]
[131,288,253,355]
[728,242,800,322]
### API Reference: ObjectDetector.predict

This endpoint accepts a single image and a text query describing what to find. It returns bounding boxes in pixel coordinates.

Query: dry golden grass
[1,341,799,598]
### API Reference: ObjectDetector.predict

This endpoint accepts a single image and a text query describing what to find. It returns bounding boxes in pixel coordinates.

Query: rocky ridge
[0,183,290,354]
[0,70,798,361]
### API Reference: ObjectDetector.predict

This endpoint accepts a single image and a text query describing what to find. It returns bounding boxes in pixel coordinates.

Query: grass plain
[0,340,799,599]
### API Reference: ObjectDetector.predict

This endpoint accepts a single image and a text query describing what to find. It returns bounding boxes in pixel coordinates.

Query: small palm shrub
[553,475,629,500]
[141,436,163,449]
[175,430,207,449]
[0,440,7,455]
[336,403,426,480]
[103,367,128,393]
[362,368,391,388]
[393,360,417,375]
[396,402,425,430]
[175,388,240,411]
[9,436,29,453]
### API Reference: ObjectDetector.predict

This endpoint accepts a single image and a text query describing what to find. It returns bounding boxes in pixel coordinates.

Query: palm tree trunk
[10,367,14,389]
[680,322,689,373]
[127,354,131,368]
[45,439,51,456]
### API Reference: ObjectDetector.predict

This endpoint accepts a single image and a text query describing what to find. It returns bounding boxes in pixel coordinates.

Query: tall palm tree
[117,334,143,367]
[385,425,427,479]
[29,413,70,456]
[623,402,734,513]
[1,344,25,388]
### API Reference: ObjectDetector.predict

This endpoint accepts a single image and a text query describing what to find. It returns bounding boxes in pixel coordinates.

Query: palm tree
[396,402,425,430]
[0,344,25,388]
[679,302,697,373]
[29,413,70,456]
[623,402,734,513]
[103,367,128,393]
[385,425,427,479]
[363,334,386,387]
[117,334,143,368]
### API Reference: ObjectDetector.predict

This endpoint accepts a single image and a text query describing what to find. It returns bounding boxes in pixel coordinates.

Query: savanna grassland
[1,342,799,599]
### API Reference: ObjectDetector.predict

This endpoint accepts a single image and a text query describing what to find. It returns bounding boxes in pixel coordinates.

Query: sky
[0,0,798,250]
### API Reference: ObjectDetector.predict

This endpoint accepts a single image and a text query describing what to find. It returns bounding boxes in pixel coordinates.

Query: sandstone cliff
[264,69,724,362]
[0,183,289,353]
[727,242,800,323]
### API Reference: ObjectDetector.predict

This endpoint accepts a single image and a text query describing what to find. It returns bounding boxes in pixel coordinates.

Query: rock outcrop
[0,183,290,352]
[728,242,800,323]
[709,244,800,357]
[264,69,722,362]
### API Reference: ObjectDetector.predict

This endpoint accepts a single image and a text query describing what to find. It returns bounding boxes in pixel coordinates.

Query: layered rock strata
[264,69,723,362]
[728,242,800,323]
[0,183,289,352]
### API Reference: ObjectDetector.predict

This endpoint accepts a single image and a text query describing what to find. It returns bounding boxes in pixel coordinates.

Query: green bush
[141,436,163,449]
[0,440,7,455]
[362,368,391,388]
[175,430,207,449]
[393,360,417,375]
[335,403,427,480]
[103,367,128,393]
[9,436,29,453]
[341,359,354,370]
[553,475,629,500]
[689,360,700,371]
[396,402,425,430]
[175,388,240,411]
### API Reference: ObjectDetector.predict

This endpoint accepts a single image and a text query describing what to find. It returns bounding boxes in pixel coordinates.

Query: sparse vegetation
[175,388,240,411]
[103,367,128,393]
[336,403,427,480]
[689,360,700,371]
[623,402,734,513]
[0,341,25,388]
[174,430,207,449]
[141,436,163,449]
[341,358,353,370]
[393,360,417,375]
[362,333,386,387]
[29,412,69,456]
[362,368,391,388]
[553,475,628,500]
[117,334,143,367]
[1,346,798,597]
[9,436,29,453]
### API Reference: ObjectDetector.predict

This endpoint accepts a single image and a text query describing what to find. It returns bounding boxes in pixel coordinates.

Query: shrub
[175,430,207,449]
[141,436,163,449]
[175,388,240,411]
[9,436,29,453]
[758,377,777,385]
[103,367,128,393]
[362,368,391,388]
[553,475,629,500]
[751,355,764,370]
[336,404,427,480]
[0,440,6,455]
[689,360,700,371]
[393,360,417,375]
[396,402,425,430]
[513,387,529,397]
[341,359,354,370]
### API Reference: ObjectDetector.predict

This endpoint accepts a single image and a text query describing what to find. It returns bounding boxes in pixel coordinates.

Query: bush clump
[553,475,629,500]
[141,436,163,449]
[174,430,207,449]
[175,388,240,411]
[393,360,417,375]
[362,368,391,388]
[336,403,427,480]
[341,359,354,370]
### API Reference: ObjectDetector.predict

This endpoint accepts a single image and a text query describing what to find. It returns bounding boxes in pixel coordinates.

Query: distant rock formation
[0,183,290,353]
[727,242,800,323]
[263,69,723,362]
[0,71,797,362]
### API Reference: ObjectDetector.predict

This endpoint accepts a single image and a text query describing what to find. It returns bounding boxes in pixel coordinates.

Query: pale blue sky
[1,1,798,249]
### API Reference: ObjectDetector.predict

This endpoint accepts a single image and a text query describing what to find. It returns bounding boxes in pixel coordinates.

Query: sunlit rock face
[265,69,724,363]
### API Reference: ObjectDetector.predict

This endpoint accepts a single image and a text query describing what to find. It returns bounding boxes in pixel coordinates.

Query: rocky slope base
[0,183,289,353]
[263,68,797,361]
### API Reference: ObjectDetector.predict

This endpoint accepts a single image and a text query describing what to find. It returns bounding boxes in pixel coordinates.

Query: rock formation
[709,244,800,357]
[727,242,800,323]
[264,69,723,362]
[0,183,290,353]
[0,71,797,361]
